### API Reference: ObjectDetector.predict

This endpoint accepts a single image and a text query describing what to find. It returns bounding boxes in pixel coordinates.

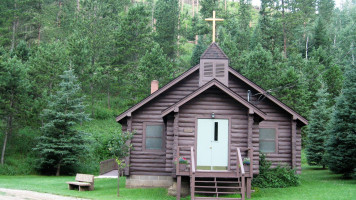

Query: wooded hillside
[0,0,355,175]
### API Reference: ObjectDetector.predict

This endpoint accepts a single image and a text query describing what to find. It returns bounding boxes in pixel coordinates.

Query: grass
[0,167,355,200]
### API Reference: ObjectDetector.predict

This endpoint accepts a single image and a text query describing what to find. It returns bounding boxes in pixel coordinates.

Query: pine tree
[237,0,252,51]
[0,53,30,165]
[136,43,173,99]
[306,86,330,168]
[35,69,89,176]
[191,36,208,66]
[154,0,179,59]
[325,66,356,178]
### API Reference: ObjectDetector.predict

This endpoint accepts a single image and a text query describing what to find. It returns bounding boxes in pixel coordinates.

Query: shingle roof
[200,42,228,59]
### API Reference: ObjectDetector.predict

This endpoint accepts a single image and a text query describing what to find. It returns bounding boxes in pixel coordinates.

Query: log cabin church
[116,41,307,200]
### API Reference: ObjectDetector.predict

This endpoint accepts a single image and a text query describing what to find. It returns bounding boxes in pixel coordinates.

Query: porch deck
[175,146,254,200]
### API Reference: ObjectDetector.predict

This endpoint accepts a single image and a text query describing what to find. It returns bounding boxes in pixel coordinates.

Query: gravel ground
[0,188,90,200]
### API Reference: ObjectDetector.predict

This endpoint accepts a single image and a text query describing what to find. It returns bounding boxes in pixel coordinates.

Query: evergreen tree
[200,0,220,19]
[154,0,179,59]
[137,43,173,99]
[325,66,356,178]
[237,0,252,51]
[191,36,208,66]
[306,86,331,168]
[0,54,30,165]
[35,69,89,175]
[314,18,329,50]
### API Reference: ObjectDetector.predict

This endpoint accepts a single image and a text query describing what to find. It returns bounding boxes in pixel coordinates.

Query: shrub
[252,154,300,188]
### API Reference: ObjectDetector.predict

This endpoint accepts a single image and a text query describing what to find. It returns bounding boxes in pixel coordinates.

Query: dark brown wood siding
[229,73,301,171]
[128,71,200,176]
[177,87,260,173]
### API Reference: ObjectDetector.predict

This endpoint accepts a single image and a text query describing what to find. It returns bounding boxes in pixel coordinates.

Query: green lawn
[0,167,355,200]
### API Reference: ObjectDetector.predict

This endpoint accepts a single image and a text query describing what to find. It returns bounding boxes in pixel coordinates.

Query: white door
[197,119,229,170]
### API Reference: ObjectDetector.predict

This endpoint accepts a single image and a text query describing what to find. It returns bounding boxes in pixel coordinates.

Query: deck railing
[176,146,193,175]
[236,147,245,177]
[176,146,253,177]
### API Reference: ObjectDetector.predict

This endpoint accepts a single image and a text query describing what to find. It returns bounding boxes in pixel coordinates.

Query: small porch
[175,146,254,200]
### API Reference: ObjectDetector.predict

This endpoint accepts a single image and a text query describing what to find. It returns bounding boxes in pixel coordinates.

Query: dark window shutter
[215,63,225,78]
[204,62,213,77]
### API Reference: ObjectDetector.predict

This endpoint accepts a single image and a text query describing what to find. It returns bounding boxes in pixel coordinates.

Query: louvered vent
[200,60,228,87]
[204,62,213,77]
[215,63,225,77]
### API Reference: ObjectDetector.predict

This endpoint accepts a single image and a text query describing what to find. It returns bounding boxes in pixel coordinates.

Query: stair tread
[195,198,242,200]
[195,186,241,189]
[195,181,240,183]
[195,191,240,194]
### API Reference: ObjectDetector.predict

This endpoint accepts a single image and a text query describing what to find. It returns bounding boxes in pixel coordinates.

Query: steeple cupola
[199,42,229,86]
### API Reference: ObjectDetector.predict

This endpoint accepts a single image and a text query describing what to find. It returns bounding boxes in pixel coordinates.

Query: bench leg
[68,184,75,190]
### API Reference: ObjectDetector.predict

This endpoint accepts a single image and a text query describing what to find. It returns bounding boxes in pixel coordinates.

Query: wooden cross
[205,11,224,43]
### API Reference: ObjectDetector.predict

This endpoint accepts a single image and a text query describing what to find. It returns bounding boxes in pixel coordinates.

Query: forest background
[0,0,355,176]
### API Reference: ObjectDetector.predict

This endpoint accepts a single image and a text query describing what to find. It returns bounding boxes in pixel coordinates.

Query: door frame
[194,115,232,171]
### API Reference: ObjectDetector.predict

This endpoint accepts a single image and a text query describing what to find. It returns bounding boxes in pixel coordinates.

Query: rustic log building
[116,43,307,200]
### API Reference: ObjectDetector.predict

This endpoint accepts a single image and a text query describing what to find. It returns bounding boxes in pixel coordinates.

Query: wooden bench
[67,174,94,191]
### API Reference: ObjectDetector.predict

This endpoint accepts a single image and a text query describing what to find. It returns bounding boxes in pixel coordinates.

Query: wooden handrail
[237,148,245,176]
[190,146,195,174]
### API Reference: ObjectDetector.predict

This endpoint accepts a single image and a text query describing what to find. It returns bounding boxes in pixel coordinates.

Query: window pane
[259,128,276,140]
[146,125,163,137]
[260,141,276,153]
[146,138,162,150]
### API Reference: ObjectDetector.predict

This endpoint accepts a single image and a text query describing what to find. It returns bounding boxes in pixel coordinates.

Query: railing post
[241,176,245,200]
[176,146,180,175]
[236,148,240,176]
[190,146,195,200]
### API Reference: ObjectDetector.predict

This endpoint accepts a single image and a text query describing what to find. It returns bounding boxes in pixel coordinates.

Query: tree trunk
[192,0,194,17]
[1,130,8,165]
[77,0,80,12]
[56,163,61,176]
[38,24,41,45]
[107,87,111,109]
[225,0,227,11]
[305,35,309,59]
[57,1,62,27]
[1,96,14,165]
[181,0,184,12]
[282,0,287,58]
[352,42,355,65]
[11,2,17,51]
[117,174,120,197]
[91,83,94,117]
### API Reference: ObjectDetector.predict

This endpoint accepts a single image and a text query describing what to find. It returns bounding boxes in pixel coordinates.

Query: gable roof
[116,54,308,126]
[116,64,200,122]
[200,42,228,59]
[161,79,267,119]
[228,67,308,125]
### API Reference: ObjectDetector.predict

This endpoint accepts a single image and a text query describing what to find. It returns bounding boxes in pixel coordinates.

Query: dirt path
[0,188,90,200]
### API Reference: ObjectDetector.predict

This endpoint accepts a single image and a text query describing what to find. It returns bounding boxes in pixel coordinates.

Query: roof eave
[116,64,200,123]
[161,79,267,120]
[228,67,308,126]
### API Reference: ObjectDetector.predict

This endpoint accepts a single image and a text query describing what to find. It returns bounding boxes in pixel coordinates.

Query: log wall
[121,71,302,176]
[229,74,301,171]
[129,71,200,176]
[177,87,261,173]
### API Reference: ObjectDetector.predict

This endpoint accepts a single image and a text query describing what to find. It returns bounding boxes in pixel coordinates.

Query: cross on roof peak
[205,11,224,43]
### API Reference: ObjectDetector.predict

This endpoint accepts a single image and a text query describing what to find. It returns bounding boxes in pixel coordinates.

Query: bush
[0,155,37,175]
[252,154,300,188]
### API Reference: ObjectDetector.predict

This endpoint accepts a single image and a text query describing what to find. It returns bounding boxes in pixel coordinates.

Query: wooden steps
[191,176,244,200]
